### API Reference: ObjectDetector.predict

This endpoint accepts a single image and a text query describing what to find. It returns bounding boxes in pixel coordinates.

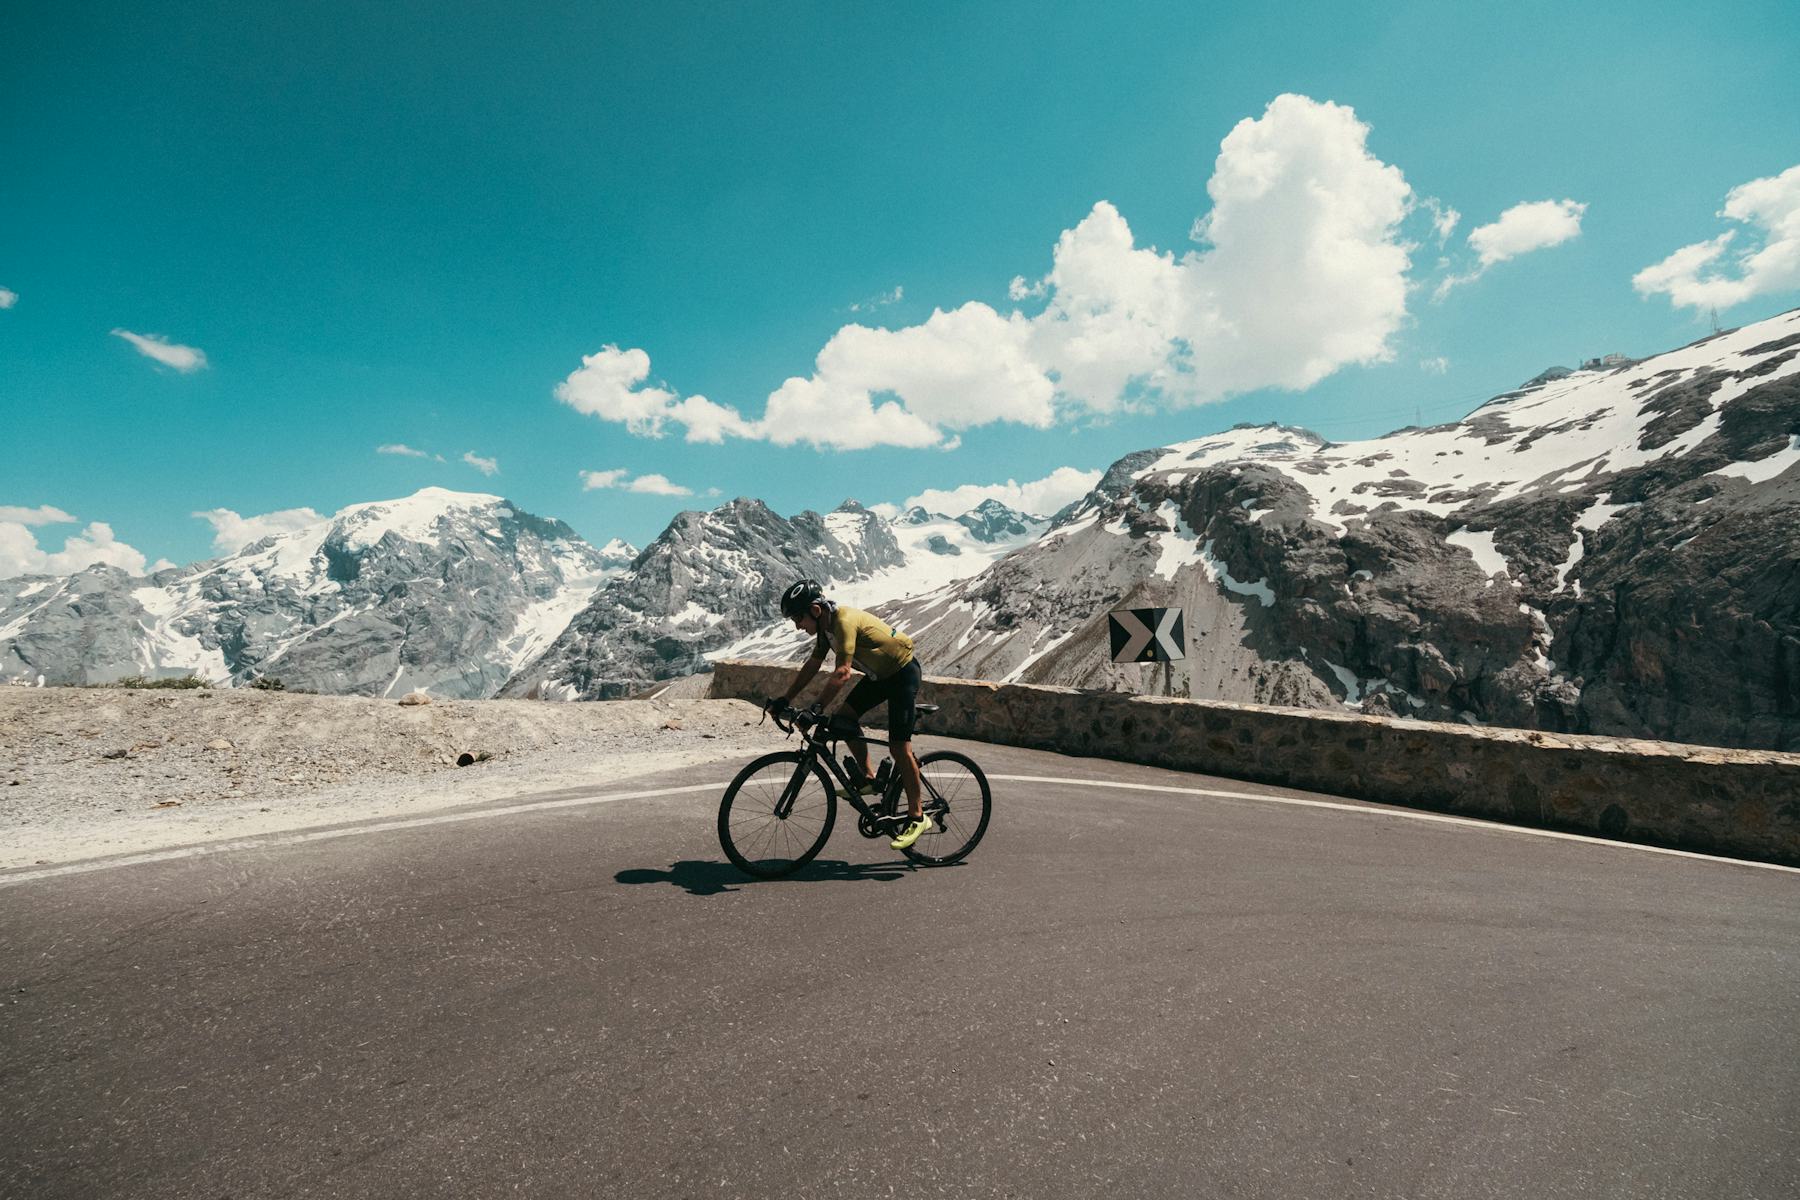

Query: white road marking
[0,782,726,887]
[990,774,1800,875]
[8,769,1793,887]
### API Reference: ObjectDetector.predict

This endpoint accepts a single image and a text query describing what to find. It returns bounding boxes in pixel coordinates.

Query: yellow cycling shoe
[890,815,933,851]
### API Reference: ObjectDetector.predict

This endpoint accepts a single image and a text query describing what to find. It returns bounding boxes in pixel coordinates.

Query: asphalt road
[3,735,1797,1200]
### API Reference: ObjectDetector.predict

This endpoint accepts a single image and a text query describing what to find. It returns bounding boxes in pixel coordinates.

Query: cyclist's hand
[760,696,787,724]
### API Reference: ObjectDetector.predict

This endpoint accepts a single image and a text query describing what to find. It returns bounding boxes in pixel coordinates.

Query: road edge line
[989,774,1800,875]
[0,781,727,887]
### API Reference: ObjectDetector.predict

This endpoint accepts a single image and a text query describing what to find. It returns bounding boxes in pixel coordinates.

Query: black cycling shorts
[847,659,923,744]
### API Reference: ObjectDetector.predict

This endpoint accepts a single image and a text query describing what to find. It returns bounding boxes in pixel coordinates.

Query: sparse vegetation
[250,676,286,691]
[92,675,214,690]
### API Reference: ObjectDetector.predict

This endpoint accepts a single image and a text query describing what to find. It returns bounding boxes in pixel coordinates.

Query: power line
[1319,392,1506,432]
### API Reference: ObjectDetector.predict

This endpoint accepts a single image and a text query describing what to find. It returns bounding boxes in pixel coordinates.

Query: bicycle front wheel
[718,751,837,878]
[901,750,991,867]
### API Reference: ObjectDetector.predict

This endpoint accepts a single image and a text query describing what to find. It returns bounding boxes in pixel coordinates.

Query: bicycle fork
[773,757,812,820]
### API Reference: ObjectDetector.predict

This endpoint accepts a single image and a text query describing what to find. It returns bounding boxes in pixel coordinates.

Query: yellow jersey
[816,605,914,681]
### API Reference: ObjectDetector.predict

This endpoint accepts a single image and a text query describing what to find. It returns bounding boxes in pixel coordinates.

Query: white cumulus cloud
[626,473,692,496]
[1634,164,1800,311]
[1008,275,1048,301]
[764,302,1054,448]
[1435,199,1587,298]
[111,329,208,372]
[0,505,76,525]
[579,468,693,496]
[1469,199,1587,267]
[377,443,445,461]
[1153,93,1414,400]
[849,285,904,313]
[0,524,46,579]
[1420,199,1461,243]
[555,346,754,443]
[462,452,499,477]
[579,469,629,491]
[192,506,324,555]
[0,519,167,579]
[557,94,1420,451]
[903,465,1102,518]
[0,287,17,309]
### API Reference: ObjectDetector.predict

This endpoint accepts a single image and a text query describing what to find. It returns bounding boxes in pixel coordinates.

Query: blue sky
[4,0,1799,575]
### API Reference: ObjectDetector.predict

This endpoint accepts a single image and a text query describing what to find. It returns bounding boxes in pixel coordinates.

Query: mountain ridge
[8,309,1798,749]
[1,490,632,697]
[863,308,1800,749]
[496,496,1046,699]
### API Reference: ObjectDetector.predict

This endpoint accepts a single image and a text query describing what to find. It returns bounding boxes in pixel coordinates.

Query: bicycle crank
[858,812,912,839]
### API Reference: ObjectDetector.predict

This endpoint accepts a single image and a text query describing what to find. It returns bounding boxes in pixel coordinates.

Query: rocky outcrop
[0,567,162,685]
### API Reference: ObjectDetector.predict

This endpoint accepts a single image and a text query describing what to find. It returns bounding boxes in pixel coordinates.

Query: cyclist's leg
[886,679,934,850]
[892,734,921,817]
[841,676,884,780]
[885,662,924,820]
[830,712,870,776]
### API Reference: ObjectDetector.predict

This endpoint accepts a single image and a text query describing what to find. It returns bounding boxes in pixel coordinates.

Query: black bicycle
[716,700,993,879]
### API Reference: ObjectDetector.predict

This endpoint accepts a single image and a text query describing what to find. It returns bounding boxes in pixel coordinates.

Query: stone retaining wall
[709,660,1800,867]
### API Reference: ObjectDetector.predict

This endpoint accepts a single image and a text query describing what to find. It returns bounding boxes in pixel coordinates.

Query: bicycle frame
[766,709,900,823]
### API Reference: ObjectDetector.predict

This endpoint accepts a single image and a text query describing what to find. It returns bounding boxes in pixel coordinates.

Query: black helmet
[780,578,823,619]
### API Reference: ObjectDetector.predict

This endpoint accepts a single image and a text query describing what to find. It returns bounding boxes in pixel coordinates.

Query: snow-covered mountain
[13,308,1796,750]
[0,489,633,697]
[498,497,1046,699]
[860,309,1800,750]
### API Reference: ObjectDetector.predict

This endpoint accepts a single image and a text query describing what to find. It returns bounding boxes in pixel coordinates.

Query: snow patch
[1002,626,1077,683]
[1712,434,1800,486]
[823,510,867,551]
[1198,540,1274,606]
[1446,528,1512,586]
[1150,502,1204,580]
[1576,499,1639,532]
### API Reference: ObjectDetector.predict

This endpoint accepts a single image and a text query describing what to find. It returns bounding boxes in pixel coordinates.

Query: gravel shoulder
[0,687,780,869]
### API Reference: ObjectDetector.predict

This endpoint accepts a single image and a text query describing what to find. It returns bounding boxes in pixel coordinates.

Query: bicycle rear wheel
[901,750,991,867]
[718,751,837,878]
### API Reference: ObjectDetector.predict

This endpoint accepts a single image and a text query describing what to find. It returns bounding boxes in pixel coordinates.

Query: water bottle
[873,759,893,792]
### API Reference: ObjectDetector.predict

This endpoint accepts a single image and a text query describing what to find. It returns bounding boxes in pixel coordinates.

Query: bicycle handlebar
[760,698,823,736]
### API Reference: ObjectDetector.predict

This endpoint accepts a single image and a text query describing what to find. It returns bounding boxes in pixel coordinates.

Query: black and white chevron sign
[1108,607,1185,663]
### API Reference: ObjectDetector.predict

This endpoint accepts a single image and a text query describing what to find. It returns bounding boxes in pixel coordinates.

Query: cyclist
[770,579,930,850]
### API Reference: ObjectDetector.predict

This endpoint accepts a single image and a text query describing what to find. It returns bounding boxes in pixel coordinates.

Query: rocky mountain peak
[500,491,916,700]
[597,538,640,566]
[1523,365,1575,389]
[956,499,1034,542]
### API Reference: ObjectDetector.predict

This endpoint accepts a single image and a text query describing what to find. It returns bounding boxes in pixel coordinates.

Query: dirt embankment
[0,687,777,869]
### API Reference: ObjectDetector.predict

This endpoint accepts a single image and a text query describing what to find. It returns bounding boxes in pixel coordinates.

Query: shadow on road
[615,858,910,895]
